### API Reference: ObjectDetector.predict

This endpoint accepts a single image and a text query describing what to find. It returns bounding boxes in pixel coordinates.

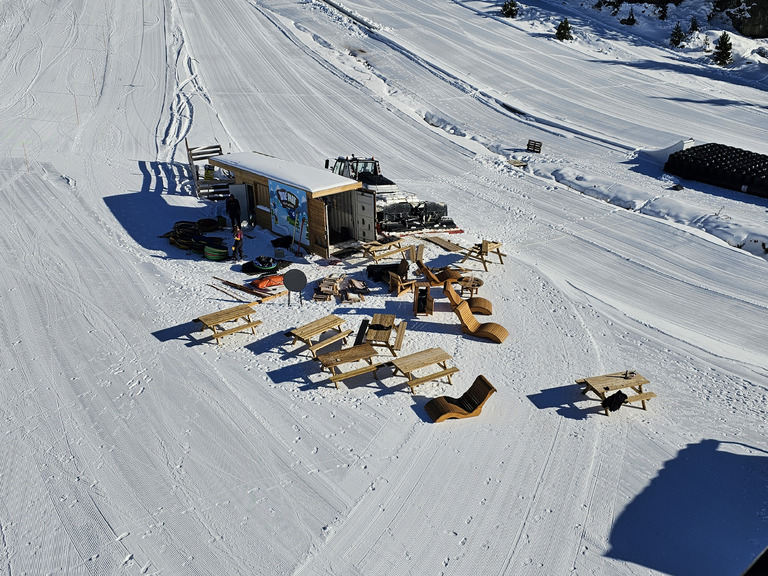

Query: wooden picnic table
[365,313,406,356]
[390,347,459,393]
[194,303,262,345]
[577,371,657,416]
[460,240,505,271]
[316,343,382,389]
[286,314,351,357]
[362,238,410,263]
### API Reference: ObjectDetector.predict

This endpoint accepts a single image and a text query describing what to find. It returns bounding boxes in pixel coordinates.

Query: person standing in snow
[226,193,241,232]
[232,225,244,261]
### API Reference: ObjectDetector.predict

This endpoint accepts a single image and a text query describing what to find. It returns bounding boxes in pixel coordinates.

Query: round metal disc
[283,269,308,292]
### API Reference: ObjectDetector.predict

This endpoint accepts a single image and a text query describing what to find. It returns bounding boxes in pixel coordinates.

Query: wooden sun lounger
[452,301,508,343]
[415,260,445,287]
[424,375,497,422]
[443,280,492,315]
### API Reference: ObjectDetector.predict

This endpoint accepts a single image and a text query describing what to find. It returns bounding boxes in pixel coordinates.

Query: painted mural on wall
[268,180,308,246]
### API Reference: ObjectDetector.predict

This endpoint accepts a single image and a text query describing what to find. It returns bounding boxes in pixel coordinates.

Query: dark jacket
[226,195,241,220]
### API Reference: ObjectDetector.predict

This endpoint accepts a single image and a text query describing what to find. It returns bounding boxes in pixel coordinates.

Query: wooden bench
[307,329,353,357]
[424,375,496,422]
[208,320,263,345]
[624,391,657,410]
[354,319,370,346]
[393,321,407,351]
[328,362,384,388]
[406,366,459,394]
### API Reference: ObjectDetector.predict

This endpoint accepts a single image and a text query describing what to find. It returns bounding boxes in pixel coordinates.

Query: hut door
[230,184,248,227]
[307,197,330,259]
[354,190,376,242]
[254,183,271,230]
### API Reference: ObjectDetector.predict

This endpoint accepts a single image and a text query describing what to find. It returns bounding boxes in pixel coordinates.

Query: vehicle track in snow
[312,0,768,157]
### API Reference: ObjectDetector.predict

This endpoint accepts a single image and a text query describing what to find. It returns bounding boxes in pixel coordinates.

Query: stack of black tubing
[664,143,768,198]
[167,220,228,259]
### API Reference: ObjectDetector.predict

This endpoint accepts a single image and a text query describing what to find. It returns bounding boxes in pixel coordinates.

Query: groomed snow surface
[1,0,767,574]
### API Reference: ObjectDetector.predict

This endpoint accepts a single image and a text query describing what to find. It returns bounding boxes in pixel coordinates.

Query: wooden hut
[209,152,377,258]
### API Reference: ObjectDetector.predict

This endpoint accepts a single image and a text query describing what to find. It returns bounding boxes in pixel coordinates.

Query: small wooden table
[365,313,406,356]
[390,347,459,393]
[287,314,350,357]
[457,277,483,298]
[577,371,656,416]
[316,343,382,388]
[194,303,262,345]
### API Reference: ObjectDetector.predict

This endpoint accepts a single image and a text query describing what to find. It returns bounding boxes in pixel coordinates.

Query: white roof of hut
[209,152,361,198]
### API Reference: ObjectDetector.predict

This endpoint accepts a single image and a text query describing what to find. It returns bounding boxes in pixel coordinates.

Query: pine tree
[501,0,519,18]
[556,18,573,41]
[670,22,685,47]
[689,15,699,33]
[620,7,637,25]
[658,3,668,21]
[712,31,733,66]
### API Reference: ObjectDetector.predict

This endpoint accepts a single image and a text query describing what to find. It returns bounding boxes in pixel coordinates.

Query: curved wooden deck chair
[417,259,462,287]
[424,375,497,423]
[443,280,493,316]
[435,267,463,282]
[416,259,465,284]
[452,301,508,343]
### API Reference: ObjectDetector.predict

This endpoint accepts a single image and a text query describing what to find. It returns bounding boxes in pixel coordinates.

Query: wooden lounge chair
[415,259,446,287]
[434,266,463,283]
[416,259,465,285]
[424,375,497,422]
[443,280,492,316]
[452,301,508,343]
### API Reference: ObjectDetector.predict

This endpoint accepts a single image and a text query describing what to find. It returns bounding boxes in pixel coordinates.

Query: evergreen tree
[556,18,573,41]
[658,3,668,20]
[670,22,685,47]
[689,15,699,33]
[501,0,519,18]
[620,7,637,25]
[712,31,733,66]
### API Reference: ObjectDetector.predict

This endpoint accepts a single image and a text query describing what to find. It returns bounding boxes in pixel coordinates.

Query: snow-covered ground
[1,0,767,574]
